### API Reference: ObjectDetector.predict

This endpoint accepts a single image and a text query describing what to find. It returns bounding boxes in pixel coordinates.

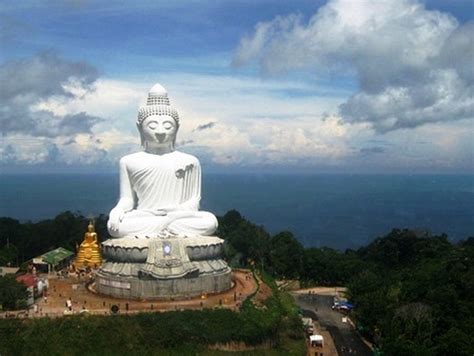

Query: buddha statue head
[137,83,180,154]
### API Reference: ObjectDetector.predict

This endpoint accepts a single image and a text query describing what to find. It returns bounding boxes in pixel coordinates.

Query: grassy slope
[0,272,305,356]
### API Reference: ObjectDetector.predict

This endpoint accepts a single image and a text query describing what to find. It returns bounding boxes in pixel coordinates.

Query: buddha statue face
[87,223,95,233]
[138,114,178,152]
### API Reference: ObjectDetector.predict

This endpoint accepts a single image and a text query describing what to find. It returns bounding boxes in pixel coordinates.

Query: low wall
[95,268,232,300]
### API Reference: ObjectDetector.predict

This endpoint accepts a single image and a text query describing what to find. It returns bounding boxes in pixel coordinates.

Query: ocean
[1,173,473,249]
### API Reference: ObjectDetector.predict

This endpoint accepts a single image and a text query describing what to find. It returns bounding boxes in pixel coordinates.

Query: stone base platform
[96,233,232,300]
[95,266,232,300]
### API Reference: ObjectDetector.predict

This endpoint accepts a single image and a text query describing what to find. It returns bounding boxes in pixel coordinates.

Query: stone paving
[4,269,257,318]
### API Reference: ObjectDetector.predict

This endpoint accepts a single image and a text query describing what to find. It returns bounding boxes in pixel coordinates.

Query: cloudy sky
[1,0,473,173]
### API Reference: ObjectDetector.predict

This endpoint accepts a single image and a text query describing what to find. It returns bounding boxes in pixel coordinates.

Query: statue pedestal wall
[96,267,231,300]
[95,234,232,299]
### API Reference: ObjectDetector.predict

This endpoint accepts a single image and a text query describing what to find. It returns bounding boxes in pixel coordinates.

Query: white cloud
[0,137,52,164]
[246,116,355,164]
[37,78,148,134]
[186,119,254,165]
[2,70,472,172]
[158,74,358,166]
[233,0,474,132]
[0,52,102,137]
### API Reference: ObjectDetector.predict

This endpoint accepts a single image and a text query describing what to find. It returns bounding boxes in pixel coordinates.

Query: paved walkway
[2,270,257,319]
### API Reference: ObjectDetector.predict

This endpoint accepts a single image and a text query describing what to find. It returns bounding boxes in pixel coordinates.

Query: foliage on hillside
[0,210,473,354]
[0,212,108,266]
[0,278,305,355]
[0,210,306,355]
[0,275,29,310]
[217,210,305,279]
[219,211,474,355]
[348,231,474,355]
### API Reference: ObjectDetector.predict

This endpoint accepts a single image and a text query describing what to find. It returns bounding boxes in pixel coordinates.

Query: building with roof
[15,274,37,306]
[32,247,74,273]
[0,266,20,277]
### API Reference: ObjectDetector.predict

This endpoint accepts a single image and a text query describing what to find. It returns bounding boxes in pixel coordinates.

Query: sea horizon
[1,173,473,250]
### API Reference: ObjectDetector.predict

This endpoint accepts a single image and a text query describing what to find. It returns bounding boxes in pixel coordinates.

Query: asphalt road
[294,293,372,356]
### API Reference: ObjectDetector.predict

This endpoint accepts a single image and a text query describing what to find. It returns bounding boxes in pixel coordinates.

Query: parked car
[332,301,354,313]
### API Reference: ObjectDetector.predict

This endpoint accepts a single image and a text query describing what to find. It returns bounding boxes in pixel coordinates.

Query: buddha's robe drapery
[108,151,217,238]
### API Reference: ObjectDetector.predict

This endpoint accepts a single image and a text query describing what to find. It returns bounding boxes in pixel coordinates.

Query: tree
[0,243,18,266]
[384,303,435,354]
[302,247,358,285]
[0,275,29,310]
[218,210,271,268]
[269,231,304,279]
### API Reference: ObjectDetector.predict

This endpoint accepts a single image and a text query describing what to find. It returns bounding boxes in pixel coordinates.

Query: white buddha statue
[107,83,218,238]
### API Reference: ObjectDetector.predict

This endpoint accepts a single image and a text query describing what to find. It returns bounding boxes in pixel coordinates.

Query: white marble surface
[107,84,218,238]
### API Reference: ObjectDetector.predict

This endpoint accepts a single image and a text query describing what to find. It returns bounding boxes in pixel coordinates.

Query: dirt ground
[293,287,347,296]
[252,275,273,307]
[11,269,257,318]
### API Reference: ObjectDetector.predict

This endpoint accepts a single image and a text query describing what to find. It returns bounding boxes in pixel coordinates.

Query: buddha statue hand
[142,209,169,216]
[108,208,125,233]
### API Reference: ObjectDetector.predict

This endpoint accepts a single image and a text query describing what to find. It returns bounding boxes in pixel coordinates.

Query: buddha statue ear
[172,120,179,148]
[136,122,145,148]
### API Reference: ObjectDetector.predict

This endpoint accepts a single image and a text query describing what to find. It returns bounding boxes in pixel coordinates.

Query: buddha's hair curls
[137,106,180,126]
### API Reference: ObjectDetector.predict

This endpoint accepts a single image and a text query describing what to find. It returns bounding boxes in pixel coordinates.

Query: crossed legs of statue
[107,210,218,238]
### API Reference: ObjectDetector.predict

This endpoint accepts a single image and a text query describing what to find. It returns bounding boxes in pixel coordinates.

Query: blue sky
[1,0,473,173]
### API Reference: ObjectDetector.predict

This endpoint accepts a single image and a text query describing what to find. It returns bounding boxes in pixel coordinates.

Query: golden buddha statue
[75,221,102,268]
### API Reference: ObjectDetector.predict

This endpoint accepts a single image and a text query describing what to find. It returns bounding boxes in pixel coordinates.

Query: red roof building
[16,274,38,289]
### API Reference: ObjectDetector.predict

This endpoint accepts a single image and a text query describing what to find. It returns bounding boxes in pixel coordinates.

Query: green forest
[1,276,304,355]
[0,210,473,355]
